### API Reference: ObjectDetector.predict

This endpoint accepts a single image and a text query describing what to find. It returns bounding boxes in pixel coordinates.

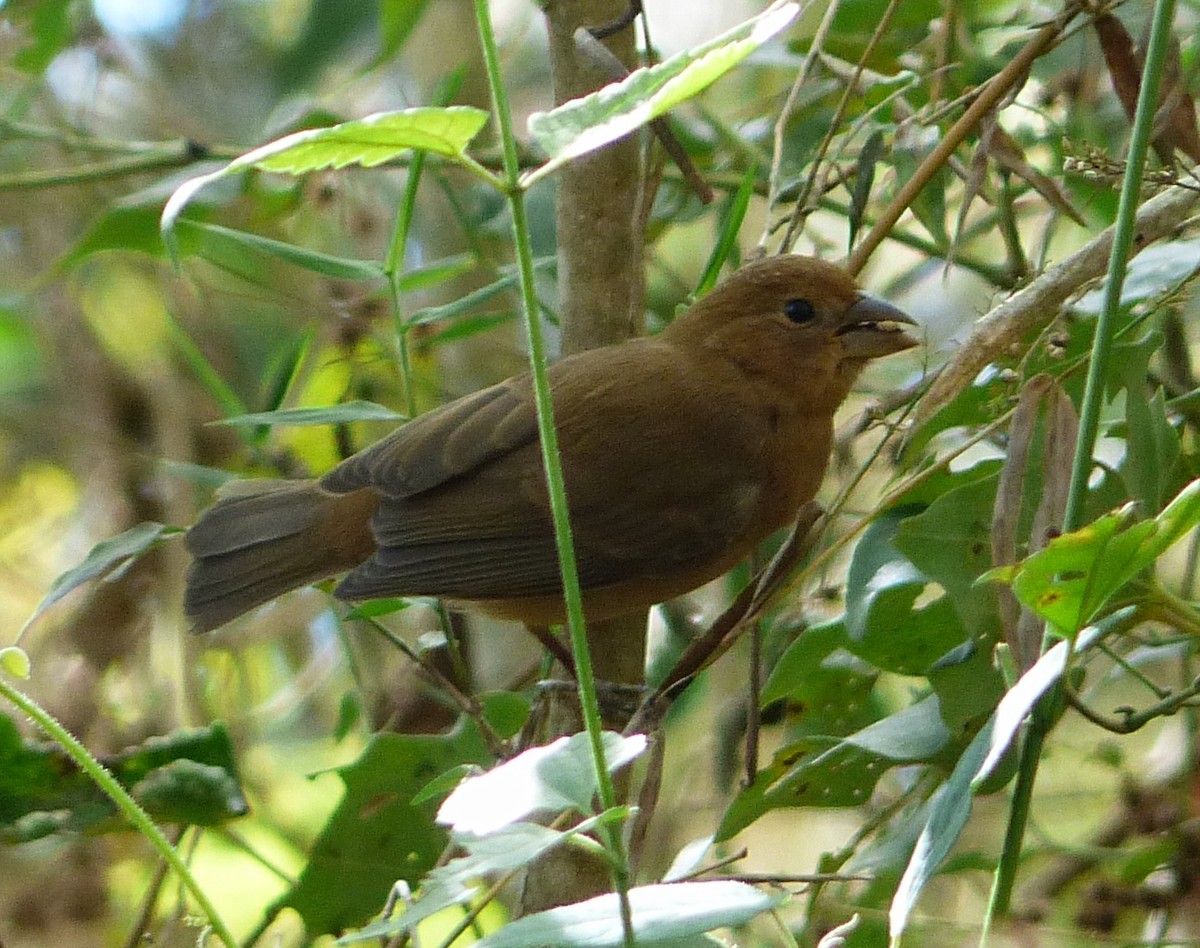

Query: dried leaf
[991,126,1086,225]
[991,375,1052,671]
[1094,14,1200,165]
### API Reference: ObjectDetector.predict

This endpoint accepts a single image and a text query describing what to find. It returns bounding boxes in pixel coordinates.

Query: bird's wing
[320,373,540,498]
[332,344,771,602]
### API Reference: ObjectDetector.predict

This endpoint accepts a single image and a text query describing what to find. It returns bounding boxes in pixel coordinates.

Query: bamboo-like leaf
[22,523,179,633]
[209,402,406,428]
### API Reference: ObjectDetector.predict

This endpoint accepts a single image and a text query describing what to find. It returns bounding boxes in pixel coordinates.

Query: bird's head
[665,255,919,407]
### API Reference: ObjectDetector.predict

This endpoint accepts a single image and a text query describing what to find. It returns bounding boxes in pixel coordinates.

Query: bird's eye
[784,298,816,324]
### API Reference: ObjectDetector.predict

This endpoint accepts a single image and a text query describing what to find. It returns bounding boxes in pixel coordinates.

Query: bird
[184,255,918,633]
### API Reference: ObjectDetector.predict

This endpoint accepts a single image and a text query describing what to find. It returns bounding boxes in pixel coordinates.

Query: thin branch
[847,2,1084,274]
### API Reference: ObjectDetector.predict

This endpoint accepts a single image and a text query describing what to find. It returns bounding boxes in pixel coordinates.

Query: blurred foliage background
[4,0,1200,945]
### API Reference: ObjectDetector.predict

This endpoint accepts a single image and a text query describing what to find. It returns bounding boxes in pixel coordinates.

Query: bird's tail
[184,479,378,632]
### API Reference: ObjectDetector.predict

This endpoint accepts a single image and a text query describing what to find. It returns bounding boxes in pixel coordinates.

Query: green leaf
[21,522,178,634]
[1105,331,1182,513]
[472,882,781,948]
[333,691,362,743]
[378,0,432,61]
[892,123,948,248]
[9,0,73,73]
[844,511,971,675]
[525,2,799,183]
[717,697,948,840]
[236,108,490,173]
[695,163,758,296]
[0,718,246,841]
[177,220,386,281]
[982,479,1200,636]
[889,610,1128,937]
[927,639,1005,736]
[888,718,994,939]
[849,129,885,250]
[437,732,646,835]
[406,257,555,327]
[341,598,415,620]
[277,720,490,935]
[344,811,627,943]
[209,401,406,428]
[131,760,246,826]
[1073,234,1200,314]
[411,764,477,808]
[162,107,490,246]
[480,691,532,740]
[760,620,876,712]
[973,615,1116,787]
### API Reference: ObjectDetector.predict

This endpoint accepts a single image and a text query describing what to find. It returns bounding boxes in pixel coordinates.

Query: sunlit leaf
[982,479,1200,635]
[162,107,490,250]
[437,732,646,836]
[525,2,798,183]
[474,882,780,948]
[279,721,490,935]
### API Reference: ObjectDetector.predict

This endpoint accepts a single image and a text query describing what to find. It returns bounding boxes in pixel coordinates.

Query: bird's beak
[835,293,919,359]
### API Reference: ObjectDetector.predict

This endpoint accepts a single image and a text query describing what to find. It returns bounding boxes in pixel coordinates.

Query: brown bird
[184,255,917,632]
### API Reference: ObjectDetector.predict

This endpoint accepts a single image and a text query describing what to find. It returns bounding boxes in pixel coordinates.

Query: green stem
[0,679,236,947]
[471,3,634,941]
[983,0,1178,930]
[386,146,426,420]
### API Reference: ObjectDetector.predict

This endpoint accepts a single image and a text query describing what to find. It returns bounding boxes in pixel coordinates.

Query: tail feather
[184,480,378,632]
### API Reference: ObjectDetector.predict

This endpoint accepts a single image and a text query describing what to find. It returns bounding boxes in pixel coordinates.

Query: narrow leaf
[889,720,994,939]
[974,614,1120,786]
[210,401,406,428]
[178,221,386,281]
[22,523,177,633]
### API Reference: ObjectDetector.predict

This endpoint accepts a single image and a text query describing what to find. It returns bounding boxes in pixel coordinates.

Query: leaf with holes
[717,696,949,840]
[845,511,972,675]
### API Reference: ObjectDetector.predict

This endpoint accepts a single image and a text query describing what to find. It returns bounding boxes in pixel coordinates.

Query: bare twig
[761,0,843,253]
[847,3,1084,274]
[778,0,904,254]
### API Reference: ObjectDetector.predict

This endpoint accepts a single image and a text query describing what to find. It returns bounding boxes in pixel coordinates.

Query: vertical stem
[983,0,1178,930]
[472,2,634,940]
[385,147,425,420]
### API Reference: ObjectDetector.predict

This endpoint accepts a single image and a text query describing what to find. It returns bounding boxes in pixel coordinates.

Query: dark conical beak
[835,293,920,359]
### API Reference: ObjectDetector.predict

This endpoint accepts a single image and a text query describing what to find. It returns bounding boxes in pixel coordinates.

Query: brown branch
[847,3,1083,275]
[914,163,1200,428]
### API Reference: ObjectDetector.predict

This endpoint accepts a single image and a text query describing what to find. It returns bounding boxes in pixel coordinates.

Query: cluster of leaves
[4,0,1200,946]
